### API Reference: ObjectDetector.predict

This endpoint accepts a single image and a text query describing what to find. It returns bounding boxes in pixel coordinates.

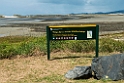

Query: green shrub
[31,36,47,54]
[0,42,18,59]
[0,36,32,43]
[50,40,67,52]
[65,40,95,52]
[99,38,124,53]
[17,42,35,55]
[0,36,124,59]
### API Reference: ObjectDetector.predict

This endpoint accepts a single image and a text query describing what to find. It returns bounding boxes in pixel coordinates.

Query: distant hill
[95,10,124,14]
[106,10,124,14]
[70,10,124,15]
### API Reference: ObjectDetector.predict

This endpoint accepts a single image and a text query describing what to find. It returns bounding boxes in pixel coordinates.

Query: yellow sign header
[49,24,96,28]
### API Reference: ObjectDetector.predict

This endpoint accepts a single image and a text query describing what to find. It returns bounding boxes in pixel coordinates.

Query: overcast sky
[0,0,124,15]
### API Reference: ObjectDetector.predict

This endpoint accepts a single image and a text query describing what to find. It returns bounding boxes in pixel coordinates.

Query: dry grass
[0,52,124,83]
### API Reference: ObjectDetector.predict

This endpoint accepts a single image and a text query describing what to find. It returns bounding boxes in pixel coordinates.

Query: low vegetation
[0,33,124,83]
[0,34,124,59]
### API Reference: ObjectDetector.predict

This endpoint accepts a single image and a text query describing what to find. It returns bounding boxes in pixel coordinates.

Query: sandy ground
[0,27,29,37]
[0,27,45,37]
[0,14,124,37]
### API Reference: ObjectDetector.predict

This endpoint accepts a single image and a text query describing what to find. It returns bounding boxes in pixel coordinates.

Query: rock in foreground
[91,53,124,81]
[65,66,92,79]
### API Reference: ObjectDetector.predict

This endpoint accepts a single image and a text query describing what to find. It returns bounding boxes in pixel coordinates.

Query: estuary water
[0,16,82,26]
[0,18,43,26]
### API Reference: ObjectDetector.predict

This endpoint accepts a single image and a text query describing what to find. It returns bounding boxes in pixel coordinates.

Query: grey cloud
[91,0,124,6]
[38,0,85,5]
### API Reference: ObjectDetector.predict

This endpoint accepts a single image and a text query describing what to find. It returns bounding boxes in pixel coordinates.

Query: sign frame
[46,24,99,60]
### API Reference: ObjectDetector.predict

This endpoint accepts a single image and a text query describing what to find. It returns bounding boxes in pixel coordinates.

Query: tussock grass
[0,34,124,59]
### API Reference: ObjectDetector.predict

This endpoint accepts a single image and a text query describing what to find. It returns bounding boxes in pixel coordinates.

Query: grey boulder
[91,53,124,81]
[65,66,92,79]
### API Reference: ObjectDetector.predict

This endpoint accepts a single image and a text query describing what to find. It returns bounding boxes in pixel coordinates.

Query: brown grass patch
[0,52,123,83]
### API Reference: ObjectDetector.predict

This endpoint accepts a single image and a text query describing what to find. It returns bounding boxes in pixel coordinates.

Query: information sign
[46,24,99,60]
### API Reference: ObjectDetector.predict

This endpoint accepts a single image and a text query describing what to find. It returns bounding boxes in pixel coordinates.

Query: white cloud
[84,0,95,4]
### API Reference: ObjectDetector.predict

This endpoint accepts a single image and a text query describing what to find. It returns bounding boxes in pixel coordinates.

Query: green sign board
[46,24,99,60]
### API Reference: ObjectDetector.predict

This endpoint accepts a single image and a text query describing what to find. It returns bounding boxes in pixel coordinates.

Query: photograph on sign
[87,30,92,38]
[74,37,77,40]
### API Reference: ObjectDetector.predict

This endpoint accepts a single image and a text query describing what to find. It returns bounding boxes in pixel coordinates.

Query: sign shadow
[51,55,94,60]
